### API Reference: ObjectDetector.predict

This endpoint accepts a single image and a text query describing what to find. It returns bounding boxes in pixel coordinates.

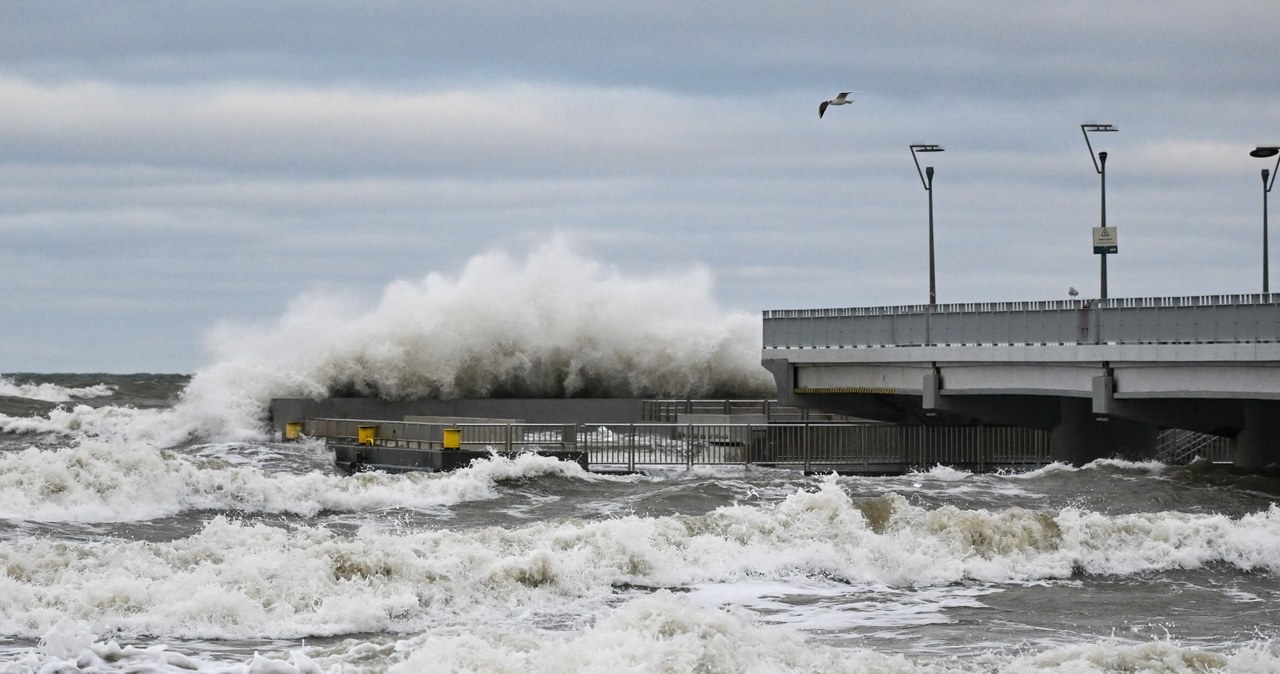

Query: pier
[762,294,1280,467]
[289,405,1227,475]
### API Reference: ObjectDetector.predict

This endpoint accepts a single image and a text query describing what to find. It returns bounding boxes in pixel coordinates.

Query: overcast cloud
[3,1,1280,372]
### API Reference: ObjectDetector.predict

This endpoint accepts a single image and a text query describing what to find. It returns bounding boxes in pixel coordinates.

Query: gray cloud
[2,1,1279,372]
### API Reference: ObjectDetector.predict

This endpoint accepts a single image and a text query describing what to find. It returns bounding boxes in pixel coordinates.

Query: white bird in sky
[819,91,858,118]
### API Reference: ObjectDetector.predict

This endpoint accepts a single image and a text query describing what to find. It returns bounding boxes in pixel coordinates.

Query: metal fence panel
[305,419,1195,472]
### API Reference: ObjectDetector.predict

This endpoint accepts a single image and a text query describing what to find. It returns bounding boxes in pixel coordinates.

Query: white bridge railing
[763,294,1280,348]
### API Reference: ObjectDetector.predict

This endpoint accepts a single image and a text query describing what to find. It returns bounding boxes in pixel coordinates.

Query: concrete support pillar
[761,359,799,407]
[1050,397,1157,465]
[1232,401,1280,470]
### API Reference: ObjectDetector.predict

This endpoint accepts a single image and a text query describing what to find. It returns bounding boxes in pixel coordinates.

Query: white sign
[1092,226,1118,254]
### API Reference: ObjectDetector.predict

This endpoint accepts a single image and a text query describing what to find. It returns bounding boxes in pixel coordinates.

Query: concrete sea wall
[268,397,647,432]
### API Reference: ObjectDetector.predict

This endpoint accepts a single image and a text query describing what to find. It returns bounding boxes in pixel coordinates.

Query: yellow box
[442,427,461,450]
[357,425,377,446]
[283,422,304,441]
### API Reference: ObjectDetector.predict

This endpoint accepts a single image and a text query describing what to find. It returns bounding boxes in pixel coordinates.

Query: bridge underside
[763,356,1280,468]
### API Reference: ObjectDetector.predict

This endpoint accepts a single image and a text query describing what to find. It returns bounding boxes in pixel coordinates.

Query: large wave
[3,237,772,445]
[177,235,770,437]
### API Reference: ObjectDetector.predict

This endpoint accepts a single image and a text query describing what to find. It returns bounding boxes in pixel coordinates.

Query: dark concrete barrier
[269,398,647,433]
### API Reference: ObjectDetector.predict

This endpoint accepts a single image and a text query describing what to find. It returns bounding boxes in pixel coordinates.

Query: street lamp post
[910,144,945,305]
[1250,146,1280,293]
[1081,124,1118,299]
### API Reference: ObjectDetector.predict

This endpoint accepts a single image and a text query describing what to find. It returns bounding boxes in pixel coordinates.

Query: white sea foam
[368,594,1280,674]
[1009,458,1168,481]
[685,579,994,630]
[369,608,1280,674]
[913,465,974,481]
[2,477,1279,641]
[1007,461,1081,479]
[0,404,172,442]
[0,442,599,522]
[372,592,930,674]
[0,618,320,673]
[0,376,114,403]
[1085,458,1170,473]
[9,594,1277,674]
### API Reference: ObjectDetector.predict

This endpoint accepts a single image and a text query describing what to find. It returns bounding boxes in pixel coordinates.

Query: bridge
[761,294,1280,467]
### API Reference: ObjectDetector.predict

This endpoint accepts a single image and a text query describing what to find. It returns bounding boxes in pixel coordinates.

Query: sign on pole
[1092,226,1118,255]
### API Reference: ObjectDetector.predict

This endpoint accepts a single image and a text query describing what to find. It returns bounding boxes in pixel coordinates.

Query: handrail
[763,294,1280,348]
[763,293,1280,319]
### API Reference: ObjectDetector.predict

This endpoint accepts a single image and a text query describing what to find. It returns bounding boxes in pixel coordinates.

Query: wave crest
[166,236,771,442]
[0,442,598,522]
[0,376,114,403]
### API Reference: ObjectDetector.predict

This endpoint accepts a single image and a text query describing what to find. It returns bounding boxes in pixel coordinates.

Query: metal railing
[1155,428,1233,464]
[763,293,1280,348]
[579,423,771,470]
[304,418,577,451]
[305,418,1053,472]
[750,423,1051,472]
[640,399,860,422]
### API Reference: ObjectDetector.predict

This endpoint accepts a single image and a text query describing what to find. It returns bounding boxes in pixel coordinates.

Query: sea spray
[184,237,771,433]
[3,237,772,446]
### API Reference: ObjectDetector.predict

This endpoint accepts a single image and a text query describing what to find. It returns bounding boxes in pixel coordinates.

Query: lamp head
[909,144,943,190]
[1252,147,1280,192]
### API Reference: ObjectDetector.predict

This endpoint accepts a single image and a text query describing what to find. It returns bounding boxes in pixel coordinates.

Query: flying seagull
[819,91,857,119]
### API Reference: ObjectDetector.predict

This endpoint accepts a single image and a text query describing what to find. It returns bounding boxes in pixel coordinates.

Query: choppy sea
[2,373,1280,673]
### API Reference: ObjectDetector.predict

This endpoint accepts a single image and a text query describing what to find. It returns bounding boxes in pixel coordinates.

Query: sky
[3,1,1280,373]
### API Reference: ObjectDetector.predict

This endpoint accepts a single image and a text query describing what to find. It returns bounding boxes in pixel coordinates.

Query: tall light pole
[1081,124,1118,299]
[1250,146,1280,293]
[910,144,945,305]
